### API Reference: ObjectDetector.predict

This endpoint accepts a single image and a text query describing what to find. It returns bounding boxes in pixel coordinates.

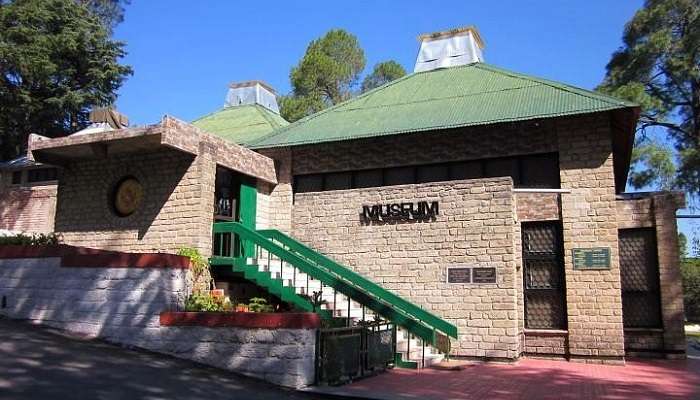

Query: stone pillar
[652,193,686,357]
[557,114,625,363]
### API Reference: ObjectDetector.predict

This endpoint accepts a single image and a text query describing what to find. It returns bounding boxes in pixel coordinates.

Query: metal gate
[316,321,396,386]
[619,228,662,328]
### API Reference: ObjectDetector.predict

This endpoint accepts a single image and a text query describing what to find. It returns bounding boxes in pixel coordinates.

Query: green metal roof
[192,104,288,146]
[249,63,637,149]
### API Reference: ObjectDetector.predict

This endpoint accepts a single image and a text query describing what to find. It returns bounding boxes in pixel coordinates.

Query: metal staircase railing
[211,222,458,352]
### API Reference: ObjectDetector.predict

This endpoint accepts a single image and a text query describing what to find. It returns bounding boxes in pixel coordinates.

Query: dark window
[485,157,519,184]
[523,222,566,330]
[619,228,662,328]
[384,166,415,186]
[450,161,483,180]
[295,174,324,193]
[11,171,22,184]
[27,168,57,183]
[520,153,560,188]
[324,172,352,191]
[417,164,449,183]
[354,169,383,188]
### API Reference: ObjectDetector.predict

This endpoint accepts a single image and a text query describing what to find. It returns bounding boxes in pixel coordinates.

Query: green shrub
[184,292,232,312]
[0,232,60,246]
[681,258,700,322]
[177,247,208,282]
[248,297,274,313]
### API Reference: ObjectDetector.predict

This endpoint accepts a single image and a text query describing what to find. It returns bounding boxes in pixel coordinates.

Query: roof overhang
[30,116,278,184]
[610,106,640,194]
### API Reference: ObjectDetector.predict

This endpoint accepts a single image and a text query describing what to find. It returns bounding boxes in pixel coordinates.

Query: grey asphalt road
[0,317,328,400]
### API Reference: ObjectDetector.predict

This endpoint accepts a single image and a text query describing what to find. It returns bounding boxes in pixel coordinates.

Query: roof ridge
[191,104,260,124]
[253,104,284,129]
[474,63,637,107]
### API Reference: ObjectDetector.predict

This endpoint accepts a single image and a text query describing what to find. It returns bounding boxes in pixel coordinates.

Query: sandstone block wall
[556,114,625,362]
[0,183,57,233]
[292,177,519,358]
[54,148,215,256]
[616,193,686,357]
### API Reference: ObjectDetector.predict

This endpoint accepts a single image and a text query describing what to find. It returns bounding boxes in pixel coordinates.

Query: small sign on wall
[572,247,611,270]
[472,267,497,283]
[446,267,471,283]
[446,267,497,284]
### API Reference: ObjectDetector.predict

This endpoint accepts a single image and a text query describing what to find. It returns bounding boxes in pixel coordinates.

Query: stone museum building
[9,26,686,365]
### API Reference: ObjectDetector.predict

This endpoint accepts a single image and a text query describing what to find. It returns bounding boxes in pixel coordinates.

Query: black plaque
[447,267,471,284]
[572,248,611,270]
[472,267,497,283]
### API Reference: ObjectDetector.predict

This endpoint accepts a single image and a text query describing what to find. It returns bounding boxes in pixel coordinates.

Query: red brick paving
[312,358,700,400]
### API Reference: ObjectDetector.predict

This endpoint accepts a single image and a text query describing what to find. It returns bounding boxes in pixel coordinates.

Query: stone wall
[151,325,315,388]
[556,113,625,363]
[0,255,316,388]
[0,181,57,233]
[54,148,215,256]
[515,192,560,221]
[0,256,188,338]
[292,177,520,358]
[616,193,686,357]
[523,331,568,356]
[257,147,293,233]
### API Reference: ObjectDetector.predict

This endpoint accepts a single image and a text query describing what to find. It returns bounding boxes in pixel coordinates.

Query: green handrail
[212,222,438,344]
[258,229,458,339]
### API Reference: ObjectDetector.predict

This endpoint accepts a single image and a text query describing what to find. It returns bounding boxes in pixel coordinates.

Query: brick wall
[523,331,568,356]
[54,148,215,256]
[557,113,625,363]
[258,147,293,233]
[291,177,520,359]
[0,178,57,233]
[616,193,686,357]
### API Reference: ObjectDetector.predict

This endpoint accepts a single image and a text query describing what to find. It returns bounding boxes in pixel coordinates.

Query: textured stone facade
[0,256,315,388]
[616,192,686,357]
[515,192,560,221]
[556,114,625,363]
[54,149,216,256]
[292,178,520,358]
[0,177,57,233]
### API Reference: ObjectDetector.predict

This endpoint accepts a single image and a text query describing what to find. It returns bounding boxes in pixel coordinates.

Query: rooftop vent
[224,80,280,114]
[414,26,485,73]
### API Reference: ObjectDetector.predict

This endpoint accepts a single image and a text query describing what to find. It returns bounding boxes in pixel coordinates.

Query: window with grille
[522,222,566,330]
[292,152,560,194]
[619,228,662,328]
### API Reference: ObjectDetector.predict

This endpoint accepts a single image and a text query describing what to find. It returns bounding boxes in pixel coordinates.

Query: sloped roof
[192,104,288,146]
[249,62,637,149]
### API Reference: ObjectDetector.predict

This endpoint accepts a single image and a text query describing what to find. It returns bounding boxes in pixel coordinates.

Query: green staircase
[211,222,458,353]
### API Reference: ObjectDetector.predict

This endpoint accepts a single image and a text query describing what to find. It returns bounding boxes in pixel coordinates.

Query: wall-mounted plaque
[112,177,144,217]
[447,267,471,284]
[472,267,497,283]
[572,248,611,270]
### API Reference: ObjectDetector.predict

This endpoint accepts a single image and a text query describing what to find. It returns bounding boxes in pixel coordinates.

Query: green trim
[394,353,418,369]
[212,222,442,345]
[258,229,458,339]
[238,180,257,257]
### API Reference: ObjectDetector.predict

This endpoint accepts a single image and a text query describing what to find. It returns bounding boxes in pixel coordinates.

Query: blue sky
[112,0,698,246]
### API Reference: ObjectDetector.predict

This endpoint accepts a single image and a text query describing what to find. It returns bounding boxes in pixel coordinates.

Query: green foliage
[680,232,689,259]
[0,0,133,160]
[681,258,700,322]
[361,61,406,93]
[77,0,130,32]
[281,29,365,122]
[184,292,233,312]
[248,297,274,313]
[628,137,677,190]
[597,0,700,195]
[176,247,208,282]
[0,232,60,246]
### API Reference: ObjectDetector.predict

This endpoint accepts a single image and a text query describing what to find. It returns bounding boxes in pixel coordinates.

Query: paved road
[0,317,327,400]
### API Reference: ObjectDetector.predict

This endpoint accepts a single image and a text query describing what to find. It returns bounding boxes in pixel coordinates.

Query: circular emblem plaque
[112,177,143,217]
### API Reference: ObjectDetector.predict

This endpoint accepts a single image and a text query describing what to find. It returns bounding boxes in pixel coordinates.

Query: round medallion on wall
[112,177,144,217]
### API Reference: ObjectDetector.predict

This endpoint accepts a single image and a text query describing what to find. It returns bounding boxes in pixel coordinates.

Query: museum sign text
[361,201,439,222]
